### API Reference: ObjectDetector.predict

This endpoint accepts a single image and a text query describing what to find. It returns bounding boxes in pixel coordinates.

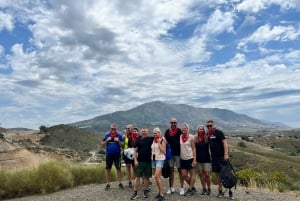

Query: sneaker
[105,184,110,191]
[217,190,224,198]
[166,187,175,194]
[207,188,211,195]
[130,191,138,200]
[185,189,193,196]
[191,187,197,193]
[158,195,165,201]
[201,188,207,195]
[229,191,234,200]
[179,188,185,195]
[155,193,160,199]
[119,183,124,189]
[143,189,150,198]
[129,181,132,188]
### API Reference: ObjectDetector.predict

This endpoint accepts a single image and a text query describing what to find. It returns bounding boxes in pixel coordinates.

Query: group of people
[101,118,234,200]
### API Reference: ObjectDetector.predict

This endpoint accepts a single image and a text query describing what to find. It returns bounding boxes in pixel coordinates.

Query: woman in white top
[151,127,166,201]
[180,123,197,196]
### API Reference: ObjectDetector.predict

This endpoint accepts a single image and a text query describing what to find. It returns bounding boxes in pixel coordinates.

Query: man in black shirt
[130,128,154,200]
[207,120,233,200]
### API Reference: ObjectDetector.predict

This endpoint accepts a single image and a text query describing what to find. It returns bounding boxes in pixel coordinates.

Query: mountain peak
[70,101,287,133]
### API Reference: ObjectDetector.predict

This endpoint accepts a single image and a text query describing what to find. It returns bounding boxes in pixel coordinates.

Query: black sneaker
[158,195,165,201]
[129,181,133,188]
[217,190,224,198]
[130,191,138,200]
[105,184,110,191]
[119,183,124,189]
[191,187,197,193]
[185,189,193,196]
[229,191,234,200]
[155,193,160,199]
[207,188,211,196]
[143,189,150,198]
[201,188,207,195]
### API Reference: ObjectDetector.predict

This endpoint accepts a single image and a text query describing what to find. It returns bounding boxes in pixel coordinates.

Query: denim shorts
[152,160,165,168]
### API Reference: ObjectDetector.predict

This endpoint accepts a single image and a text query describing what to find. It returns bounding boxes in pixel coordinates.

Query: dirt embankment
[0,130,76,171]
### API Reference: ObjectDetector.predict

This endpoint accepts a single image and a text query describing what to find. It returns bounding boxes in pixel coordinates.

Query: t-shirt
[165,128,182,156]
[134,136,154,162]
[103,133,123,155]
[208,129,225,158]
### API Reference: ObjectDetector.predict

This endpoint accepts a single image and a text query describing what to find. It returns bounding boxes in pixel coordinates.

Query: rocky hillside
[0,129,82,170]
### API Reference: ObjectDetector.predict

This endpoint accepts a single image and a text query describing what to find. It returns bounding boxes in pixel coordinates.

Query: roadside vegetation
[0,162,118,200]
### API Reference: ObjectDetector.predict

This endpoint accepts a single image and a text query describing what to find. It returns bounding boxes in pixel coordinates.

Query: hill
[70,101,287,133]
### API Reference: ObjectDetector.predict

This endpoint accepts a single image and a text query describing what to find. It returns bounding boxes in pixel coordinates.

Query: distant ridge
[70,101,288,133]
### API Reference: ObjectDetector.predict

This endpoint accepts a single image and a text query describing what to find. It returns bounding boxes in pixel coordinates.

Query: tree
[39,125,48,133]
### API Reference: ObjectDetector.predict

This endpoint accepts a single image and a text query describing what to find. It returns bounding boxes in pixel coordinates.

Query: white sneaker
[166,187,175,194]
[179,188,185,196]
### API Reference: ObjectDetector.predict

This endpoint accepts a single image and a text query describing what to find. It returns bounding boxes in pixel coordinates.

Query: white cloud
[238,24,300,49]
[0,1,300,129]
[0,11,14,31]
[236,0,299,13]
[201,9,235,36]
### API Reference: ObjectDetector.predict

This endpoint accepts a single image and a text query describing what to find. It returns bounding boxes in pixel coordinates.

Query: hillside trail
[5,178,300,201]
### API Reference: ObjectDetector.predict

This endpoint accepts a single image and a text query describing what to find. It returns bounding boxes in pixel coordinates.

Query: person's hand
[114,137,119,142]
[107,137,111,141]
[224,153,229,160]
[192,159,197,167]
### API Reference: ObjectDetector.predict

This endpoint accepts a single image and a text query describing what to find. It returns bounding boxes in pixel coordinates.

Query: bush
[35,162,73,194]
[238,141,247,148]
[71,164,107,185]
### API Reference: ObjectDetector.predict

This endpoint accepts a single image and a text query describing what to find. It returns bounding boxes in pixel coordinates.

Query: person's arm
[159,137,166,154]
[222,139,229,160]
[133,147,138,166]
[191,137,197,166]
[117,134,124,147]
[101,135,110,148]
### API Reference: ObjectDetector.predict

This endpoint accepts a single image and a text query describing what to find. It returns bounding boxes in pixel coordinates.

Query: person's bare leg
[105,169,111,184]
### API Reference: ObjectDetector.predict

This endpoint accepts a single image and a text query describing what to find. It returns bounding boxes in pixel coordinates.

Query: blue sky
[0,0,300,129]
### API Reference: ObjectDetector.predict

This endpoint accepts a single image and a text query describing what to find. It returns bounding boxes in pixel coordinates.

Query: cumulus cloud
[238,24,300,50]
[0,0,300,128]
[0,11,14,31]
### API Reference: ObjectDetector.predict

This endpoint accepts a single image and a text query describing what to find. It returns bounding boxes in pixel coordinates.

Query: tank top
[180,134,194,160]
[151,141,166,160]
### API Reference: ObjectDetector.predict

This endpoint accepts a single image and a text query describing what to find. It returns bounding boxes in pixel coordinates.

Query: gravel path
[4,179,300,201]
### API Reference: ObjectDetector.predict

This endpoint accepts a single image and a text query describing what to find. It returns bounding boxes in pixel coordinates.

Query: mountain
[70,101,287,133]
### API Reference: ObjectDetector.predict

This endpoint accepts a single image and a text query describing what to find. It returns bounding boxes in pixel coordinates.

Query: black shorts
[122,152,134,166]
[180,158,194,170]
[211,157,225,173]
[106,152,121,170]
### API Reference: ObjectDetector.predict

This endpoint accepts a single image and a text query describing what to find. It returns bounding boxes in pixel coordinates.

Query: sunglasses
[110,128,116,130]
[170,122,177,124]
[206,125,213,128]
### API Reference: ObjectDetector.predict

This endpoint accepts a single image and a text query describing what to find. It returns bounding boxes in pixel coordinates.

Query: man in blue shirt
[101,124,124,191]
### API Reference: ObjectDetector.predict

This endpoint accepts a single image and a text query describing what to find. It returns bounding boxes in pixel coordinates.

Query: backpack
[220,160,237,189]
[165,143,172,161]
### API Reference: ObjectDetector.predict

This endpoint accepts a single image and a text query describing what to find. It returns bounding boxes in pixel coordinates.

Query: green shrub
[0,169,8,198]
[237,141,247,148]
[35,162,73,194]
[71,164,107,185]
[236,168,259,187]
